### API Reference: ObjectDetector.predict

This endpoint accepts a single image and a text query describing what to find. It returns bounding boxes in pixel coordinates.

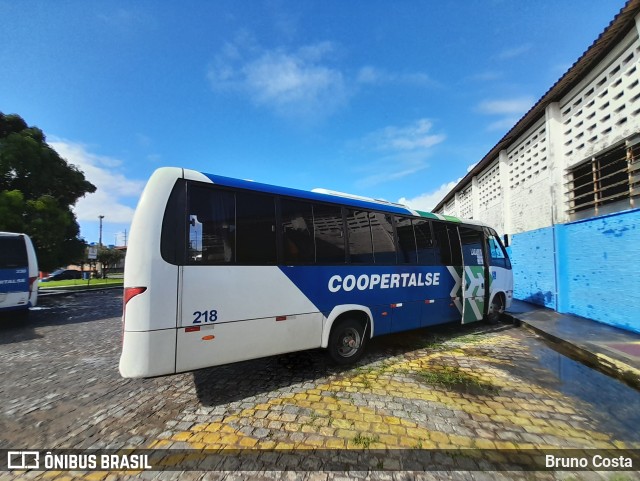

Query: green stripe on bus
[415,210,440,219]
[441,215,461,223]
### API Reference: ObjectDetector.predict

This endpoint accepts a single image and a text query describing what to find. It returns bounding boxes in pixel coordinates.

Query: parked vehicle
[120,167,513,378]
[41,268,82,282]
[0,232,39,319]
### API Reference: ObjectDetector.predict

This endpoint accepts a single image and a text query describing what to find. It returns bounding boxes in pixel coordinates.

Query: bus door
[459,227,486,324]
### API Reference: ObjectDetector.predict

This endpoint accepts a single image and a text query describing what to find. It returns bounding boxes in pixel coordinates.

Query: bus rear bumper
[119,329,177,378]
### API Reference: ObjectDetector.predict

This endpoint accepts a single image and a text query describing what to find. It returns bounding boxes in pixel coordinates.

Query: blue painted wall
[509,227,557,309]
[511,208,640,334]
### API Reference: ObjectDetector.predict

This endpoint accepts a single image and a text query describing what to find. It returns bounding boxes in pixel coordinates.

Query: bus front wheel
[328,318,368,365]
[485,294,505,324]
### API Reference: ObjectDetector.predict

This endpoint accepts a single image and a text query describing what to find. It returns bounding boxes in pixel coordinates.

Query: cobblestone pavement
[1,290,639,480]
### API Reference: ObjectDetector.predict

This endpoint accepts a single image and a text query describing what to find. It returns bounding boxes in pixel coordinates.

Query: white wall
[436,22,640,237]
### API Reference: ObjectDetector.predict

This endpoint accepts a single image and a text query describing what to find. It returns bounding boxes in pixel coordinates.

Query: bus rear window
[0,236,27,268]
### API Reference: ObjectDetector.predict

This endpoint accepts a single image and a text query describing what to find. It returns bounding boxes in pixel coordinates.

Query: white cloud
[208,38,348,120]
[496,44,533,60]
[398,180,460,212]
[397,161,476,212]
[49,139,145,224]
[477,96,535,132]
[364,119,446,152]
[355,119,445,188]
[477,97,534,115]
[466,71,503,82]
[356,66,436,88]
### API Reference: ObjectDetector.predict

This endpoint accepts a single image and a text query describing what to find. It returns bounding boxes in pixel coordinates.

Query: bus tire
[485,294,505,324]
[328,318,368,365]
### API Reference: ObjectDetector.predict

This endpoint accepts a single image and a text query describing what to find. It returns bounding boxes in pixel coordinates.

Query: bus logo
[7,451,39,469]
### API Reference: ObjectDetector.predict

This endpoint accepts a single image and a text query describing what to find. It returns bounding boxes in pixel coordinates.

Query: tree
[0,112,96,270]
[96,247,124,278]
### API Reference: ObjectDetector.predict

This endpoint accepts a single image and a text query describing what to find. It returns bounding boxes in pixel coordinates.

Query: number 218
[193,310,218,324]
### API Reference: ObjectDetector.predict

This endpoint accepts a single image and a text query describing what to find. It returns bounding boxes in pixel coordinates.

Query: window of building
[567,141,640,216]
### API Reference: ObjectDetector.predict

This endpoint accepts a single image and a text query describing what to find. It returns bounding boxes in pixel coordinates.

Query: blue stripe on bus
[279,265,461,335]
[0,267,29,294]
[201,172,414,216]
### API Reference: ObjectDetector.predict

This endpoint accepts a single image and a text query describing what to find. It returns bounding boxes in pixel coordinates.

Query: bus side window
[187,185,235,264]
[459,227,483,266]
[346,209,374,264]
[314,204,346,264]
[236,192,277,264]
[487,234,508,268]
[431,221,451,265]
[161,179,187,265]
[447,226,462,266]
[414,219,436,265]
[369,212,396,264]
[281,199,315,264]
[395,216,417,264]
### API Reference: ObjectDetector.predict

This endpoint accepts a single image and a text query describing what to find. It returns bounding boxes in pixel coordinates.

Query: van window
[414,219,436,265]
[236,192,277,264]
[459,227,484,266]
[346,210,374,263]
[0,236,27,268]
[187,185,236,264]
[395,216,417,264]
[281,199,315,264]
[314,204,345,263]
[369,212,396,264]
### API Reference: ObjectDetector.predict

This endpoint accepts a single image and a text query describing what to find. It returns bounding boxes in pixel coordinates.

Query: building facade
[434,0,640,333]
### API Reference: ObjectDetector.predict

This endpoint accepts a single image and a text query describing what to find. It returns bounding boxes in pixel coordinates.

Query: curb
[38,285,123,297]
[518,318,640,392]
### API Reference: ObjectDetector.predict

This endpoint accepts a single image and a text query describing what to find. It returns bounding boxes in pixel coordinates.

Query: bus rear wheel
[328,318,367,365]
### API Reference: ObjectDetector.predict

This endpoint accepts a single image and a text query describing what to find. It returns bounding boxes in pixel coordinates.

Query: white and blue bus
[119,167,512,378]
[0,232,39,320]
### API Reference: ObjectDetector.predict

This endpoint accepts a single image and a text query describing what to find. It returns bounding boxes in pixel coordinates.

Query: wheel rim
[337,327,361,358]
[490,297,504,317]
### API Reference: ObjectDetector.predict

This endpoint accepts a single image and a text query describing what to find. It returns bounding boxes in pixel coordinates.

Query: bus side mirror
[503,234,510,247]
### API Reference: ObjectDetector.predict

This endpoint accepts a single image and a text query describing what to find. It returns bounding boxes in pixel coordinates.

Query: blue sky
[0,1,625,245]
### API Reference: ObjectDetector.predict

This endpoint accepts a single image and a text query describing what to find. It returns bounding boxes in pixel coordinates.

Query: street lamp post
[99,215,104,247]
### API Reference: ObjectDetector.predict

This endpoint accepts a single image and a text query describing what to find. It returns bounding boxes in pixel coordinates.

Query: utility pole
[99,215,104,247]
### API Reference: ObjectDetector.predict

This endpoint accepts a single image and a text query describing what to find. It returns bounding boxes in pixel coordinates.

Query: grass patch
[416,366,499,395]
[352,433,379,448]
[418,335,448,349]
[454,333,486,345]
[39,278,123,289]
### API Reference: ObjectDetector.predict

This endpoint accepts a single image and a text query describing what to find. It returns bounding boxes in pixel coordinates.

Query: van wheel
[328,318,367,365]
[485,295,505,324]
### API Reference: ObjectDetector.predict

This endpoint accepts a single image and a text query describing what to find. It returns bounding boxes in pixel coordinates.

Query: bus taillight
[28,276,37,295]
[123,287,147,317]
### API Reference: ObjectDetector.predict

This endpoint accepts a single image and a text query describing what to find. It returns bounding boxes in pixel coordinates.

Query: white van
[0,232,39,319]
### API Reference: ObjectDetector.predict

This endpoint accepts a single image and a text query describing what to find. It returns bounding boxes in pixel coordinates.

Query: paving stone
[2,291,640,480]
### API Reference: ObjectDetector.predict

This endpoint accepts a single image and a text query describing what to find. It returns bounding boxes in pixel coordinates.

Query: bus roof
[183,167,484,226]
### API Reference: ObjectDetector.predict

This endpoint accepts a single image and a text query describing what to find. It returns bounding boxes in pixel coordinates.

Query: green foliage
[96,247,125,278]
[0,112,96,270]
